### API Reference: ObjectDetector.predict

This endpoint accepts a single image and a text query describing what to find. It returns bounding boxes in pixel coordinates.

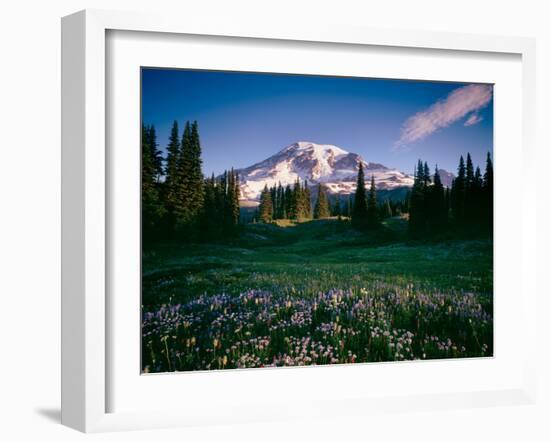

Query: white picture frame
[61,9,537,433]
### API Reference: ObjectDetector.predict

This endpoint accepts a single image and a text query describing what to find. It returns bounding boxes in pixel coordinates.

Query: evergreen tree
[164,121,180,227]
[269,186,277,219]
[223,168,240,232]
[276,183,284,219]
[473,166,483,215]
[465,153,475,189]
[464,153,476,226]
[142,124,164,239]
[483,152,493,189]
[352,162,368,229]
[409,160,426,235]
[445,187,451,218]
[451,155,466,228]
[290,179,303,219]
[259,185,273,222]
[147,125,163,182]
[284,185,292,219]
[423,161,431,186]
[314,184,330,219]
[188,121,205,216]
[202,174,222,239]
[217,171,228,227]
[430,165,447,231]
[141,124,155,197]
[233,170,241,225]
[366,175,379,228]
[174,121,205,236]
[303,181,312,219]
[173,122,192,230]
[483,152,494,233]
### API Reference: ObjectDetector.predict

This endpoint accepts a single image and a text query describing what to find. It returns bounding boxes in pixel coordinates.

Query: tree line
[142,120,240,242]
[408,152,493,237]
[351,163,381,230]
[258,179,313,222]
[257,166,405,225]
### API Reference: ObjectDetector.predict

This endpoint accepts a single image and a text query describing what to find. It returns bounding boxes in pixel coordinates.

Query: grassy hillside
[142,217,493,372]
[143,217,492,306]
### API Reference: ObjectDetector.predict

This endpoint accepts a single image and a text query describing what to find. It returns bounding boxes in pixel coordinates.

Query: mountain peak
[284,141,349,157]
[236,141,413,201]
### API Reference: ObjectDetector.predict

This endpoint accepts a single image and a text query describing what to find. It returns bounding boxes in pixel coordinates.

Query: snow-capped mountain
[236,141,414,202]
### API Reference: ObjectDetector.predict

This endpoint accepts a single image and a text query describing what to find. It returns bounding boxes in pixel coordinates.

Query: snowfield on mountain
[236,141,414,202]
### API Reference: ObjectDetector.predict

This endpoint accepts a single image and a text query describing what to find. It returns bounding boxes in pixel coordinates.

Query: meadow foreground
[141,218,493,372]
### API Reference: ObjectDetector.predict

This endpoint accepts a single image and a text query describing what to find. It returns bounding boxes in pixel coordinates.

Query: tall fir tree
[142,124,164,239]
[201,173,222,239]
[276,182,284,219]
[430,165,447,231]
[164,120,180,227]
[303,181,312,219]
[451,155,466,228]
[423,161,431,186]
[223,168,240,232]
[188,121,205,217]
[233,170,241,226]
[141,124,155,202]
[445,186,451,218]
[174,121,205,236]
[366,175,379,228]
[464,153,476,226]
[147,125,163,183]
[314,184,330,219]
[472,166,483,228]
[483,151,493,233]
[465,153,475,188]
[409,160,426,235]
[352,162,368,230]
[174,122,192,230]
[290,179,302,219]
[259,185,273,222]
[284,184,292,219]
[217,171,228,227]
[270,186,278,219]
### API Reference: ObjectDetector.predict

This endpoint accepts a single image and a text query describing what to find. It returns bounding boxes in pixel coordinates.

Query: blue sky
[141,68,493,176]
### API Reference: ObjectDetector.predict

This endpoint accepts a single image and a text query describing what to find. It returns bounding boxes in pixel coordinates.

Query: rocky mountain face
[236,141,414,202]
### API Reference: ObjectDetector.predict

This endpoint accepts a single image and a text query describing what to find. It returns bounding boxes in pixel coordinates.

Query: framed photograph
[62,9,537,432]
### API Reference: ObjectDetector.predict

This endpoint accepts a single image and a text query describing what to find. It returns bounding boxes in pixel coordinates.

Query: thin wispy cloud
[464,113,483,127]
[395,84,492,147]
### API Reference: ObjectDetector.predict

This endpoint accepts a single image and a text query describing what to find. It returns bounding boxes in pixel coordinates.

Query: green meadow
[141,217,493,372]
[143,217,492,306]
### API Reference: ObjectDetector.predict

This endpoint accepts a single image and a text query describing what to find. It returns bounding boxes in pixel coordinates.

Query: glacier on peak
[234,141,414,202]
